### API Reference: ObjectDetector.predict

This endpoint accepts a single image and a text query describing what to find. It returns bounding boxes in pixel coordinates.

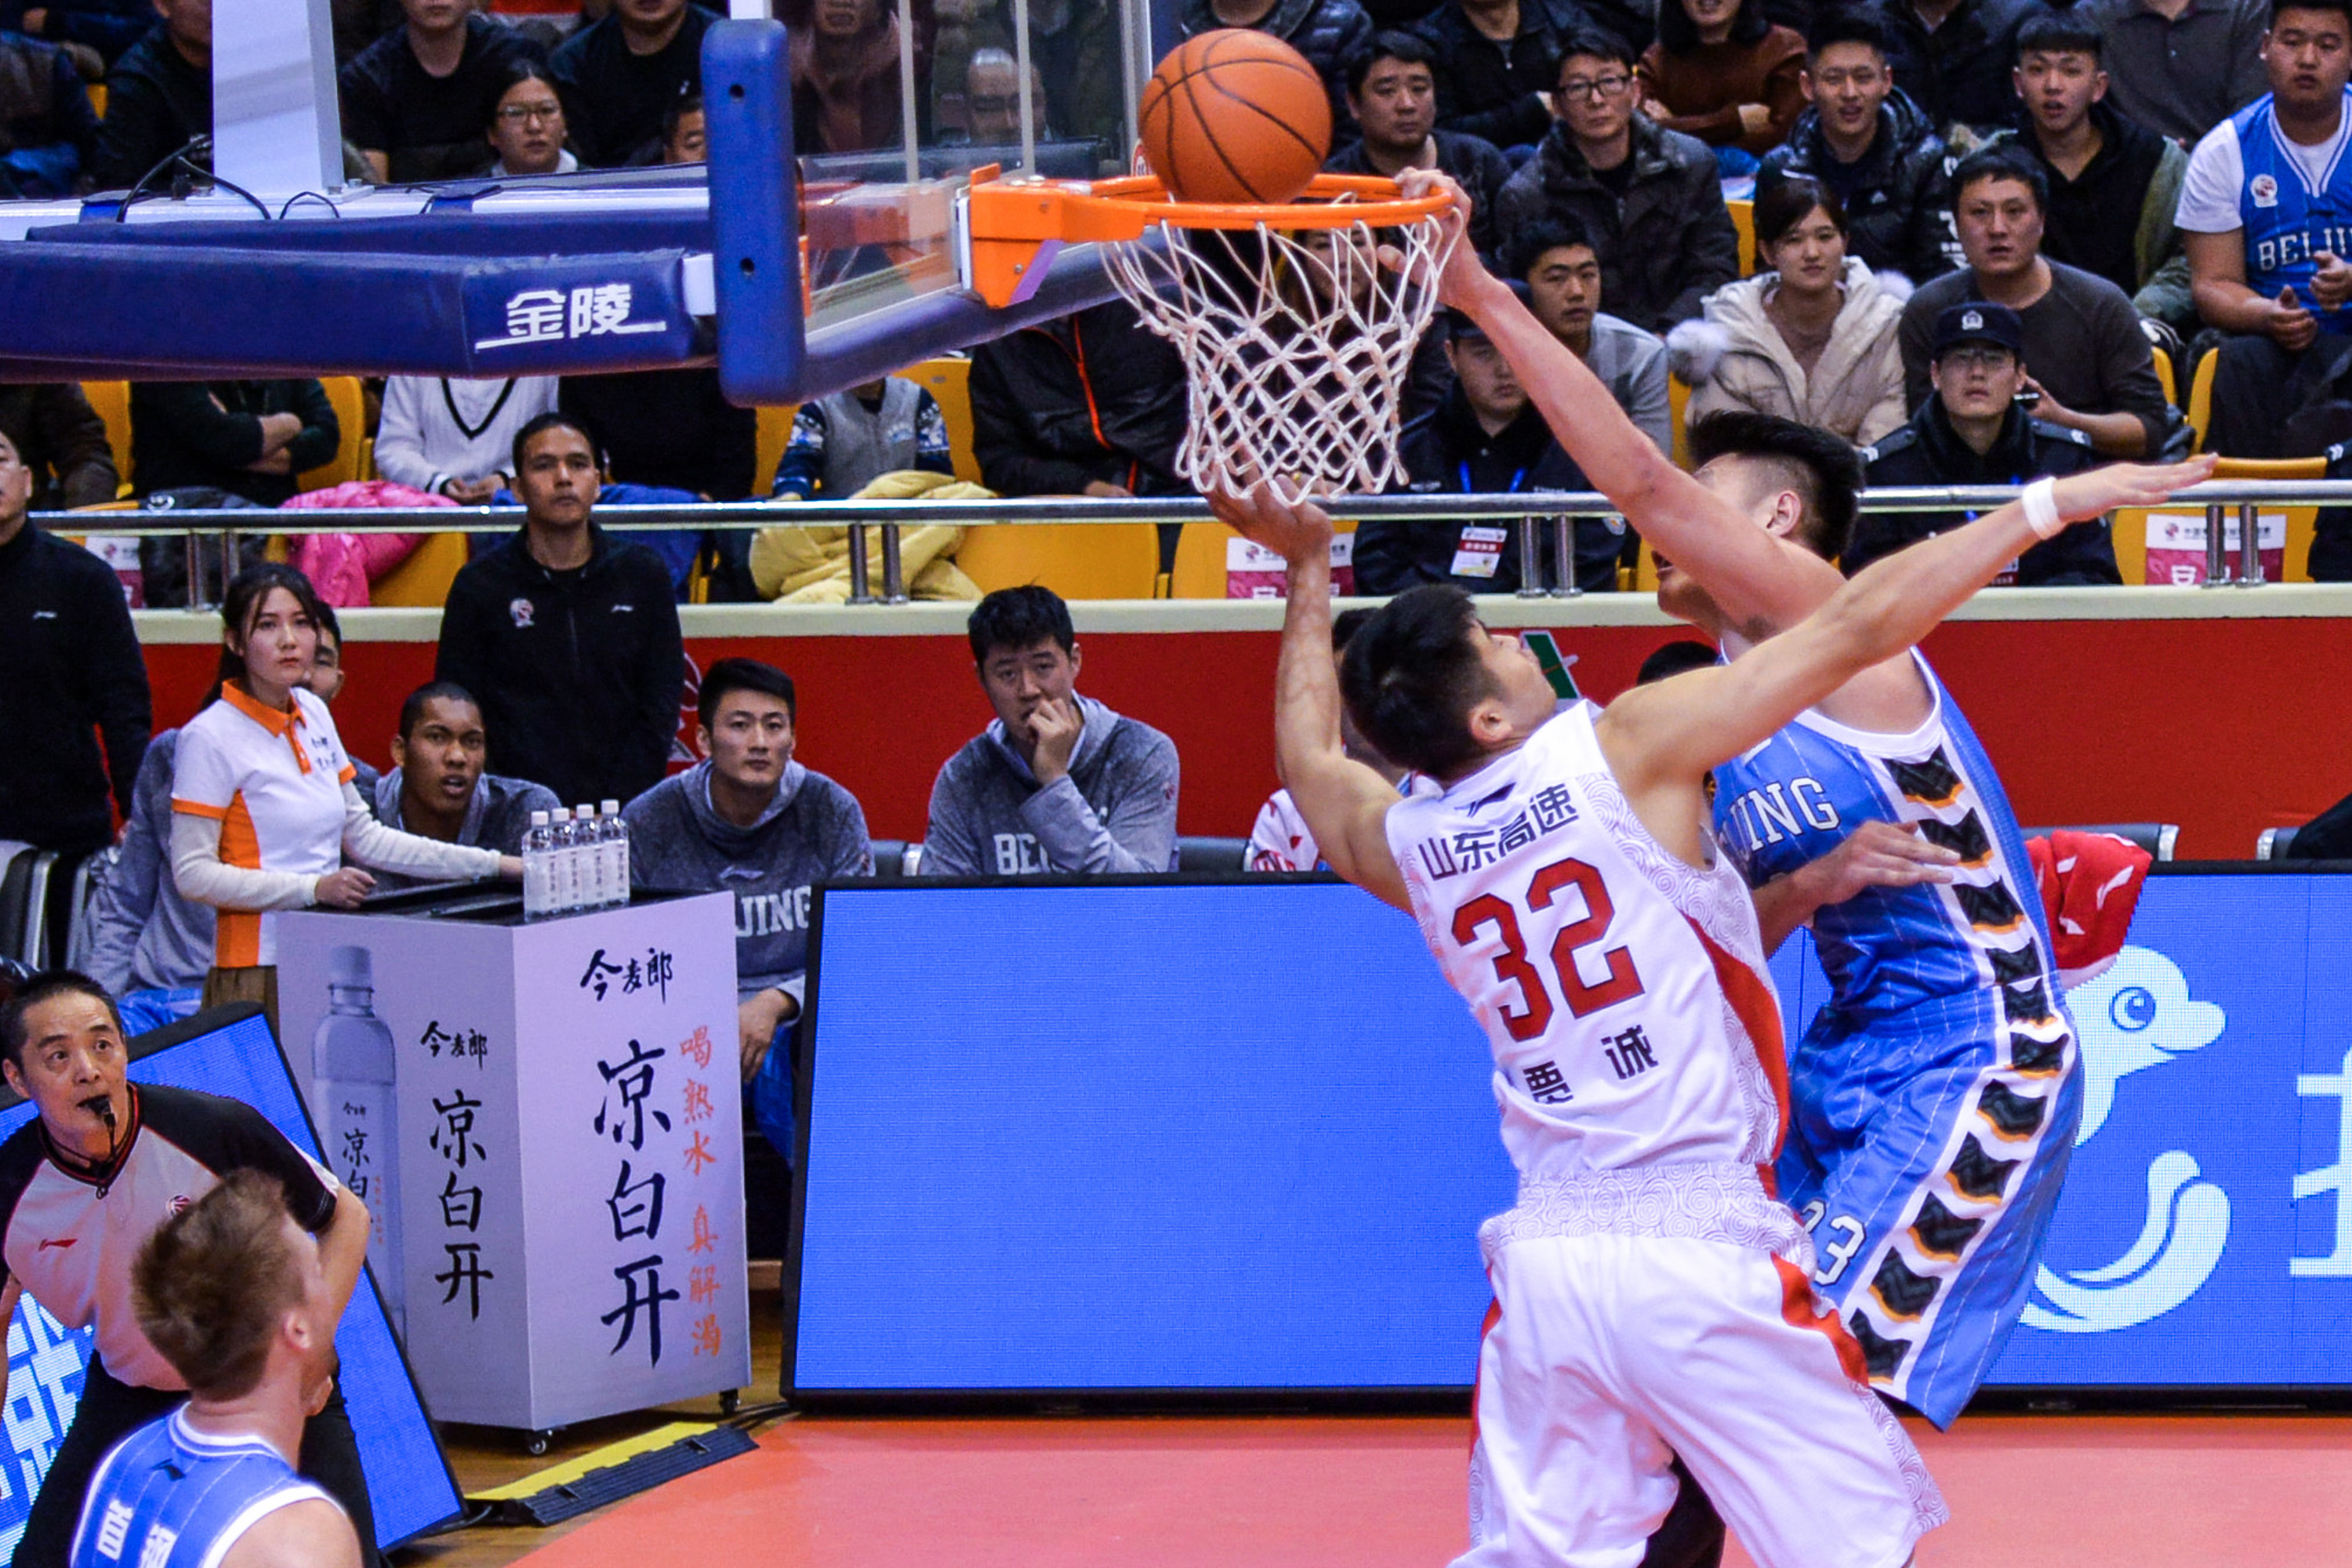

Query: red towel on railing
[281,481,446,606]
[2025,829,2153,989]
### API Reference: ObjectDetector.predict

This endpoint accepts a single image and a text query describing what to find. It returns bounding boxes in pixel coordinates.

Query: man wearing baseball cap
[1357,281,1628,596]
[1853,301,2118,585]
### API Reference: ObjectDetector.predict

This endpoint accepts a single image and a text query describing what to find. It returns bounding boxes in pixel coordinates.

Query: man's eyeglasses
[1939,346,2016,373]
[1559,73,1632,100]
[497,103,562,124]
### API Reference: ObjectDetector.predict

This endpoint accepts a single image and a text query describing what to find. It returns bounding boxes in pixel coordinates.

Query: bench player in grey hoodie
[622,658,871,1163]
[923,586,1180,877]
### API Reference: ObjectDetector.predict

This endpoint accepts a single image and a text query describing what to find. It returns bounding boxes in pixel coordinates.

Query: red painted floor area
[516,1412,2352,1567]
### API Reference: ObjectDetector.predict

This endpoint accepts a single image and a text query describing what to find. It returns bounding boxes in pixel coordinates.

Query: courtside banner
[792,869,2352,1399]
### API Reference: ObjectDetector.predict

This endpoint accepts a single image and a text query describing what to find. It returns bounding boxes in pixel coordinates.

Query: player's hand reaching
[1207,482,1336,570]
[2048,454,2217,526]
[1387,168,1484,310]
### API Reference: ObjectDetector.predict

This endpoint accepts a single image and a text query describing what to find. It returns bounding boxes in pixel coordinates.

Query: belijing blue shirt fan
[2230,88,2352,332]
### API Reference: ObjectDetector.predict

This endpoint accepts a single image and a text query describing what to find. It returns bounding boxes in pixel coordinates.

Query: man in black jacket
[0,426,150,866]
[1357,298,1622,595]
[1493,29,1740,332]
[339,0,546,183]
[968,299,1188,500]
[129,379,339,507]
[1758,9,1955,283]
[1414,0,1592,152]
[1875,0,2048,142]
[435,412,685,808]
[1179,0,1374,135]
[549,0,717,166]
[0,384,119,510]
[1856,302,2114,584]
[1326,31,1513,256]
[89,2,208,190]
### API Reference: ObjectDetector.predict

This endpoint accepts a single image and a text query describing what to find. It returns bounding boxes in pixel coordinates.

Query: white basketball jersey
[1385,706,1791,1183]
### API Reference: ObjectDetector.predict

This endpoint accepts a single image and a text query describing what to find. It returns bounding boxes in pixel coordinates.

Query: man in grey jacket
[924,586,1180,877]
[365,681,561,891]
[624,658,871,1164]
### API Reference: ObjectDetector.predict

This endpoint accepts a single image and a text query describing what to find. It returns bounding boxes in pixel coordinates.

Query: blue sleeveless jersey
[70,1410,338,1568]
[2232,89,2352,332]
[1711,654,2062,1046]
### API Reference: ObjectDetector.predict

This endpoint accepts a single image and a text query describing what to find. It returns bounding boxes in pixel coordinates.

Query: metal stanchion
[185,529,202,612]
[880,523,908,604]
[1515,517,1545,597]
[2237,500,2266,586]
[1549,515,1582,597]
[2203,502,2230,586]
[846,522,873,604]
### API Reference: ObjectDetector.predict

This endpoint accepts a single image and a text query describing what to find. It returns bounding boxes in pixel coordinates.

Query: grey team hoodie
[923,694,1179,877]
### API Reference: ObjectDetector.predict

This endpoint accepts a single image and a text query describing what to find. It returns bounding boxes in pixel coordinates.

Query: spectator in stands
[1899,145,2169,456]
[339,0,545,183]
[3,0,158,65]
[1875,0,2047,143]
[2082,0,2267,144]
[1026,0,1126,158]
[1759,10,1955,284]
[550,0,718,167]
[626,658,870,1164]
[89,0,208,191]
[0,29,95,195]
[436,412,685,808]
[790,0,907,153]
[1414,0,1588,152]
[1636,0,1809,157]
[964,48,1049,143]
[485,60,575,176]
[0,383,118,510]
[375,373,561,502]
[1506,215,1674,452]
[172,565,514,1025]
[771,376,953,499]
[2181,0,2352,459]
[1179,0,1374,134]
[83,612,366,1033]
[0,426,148,876]
[1675,176,1911,445]
[924,586,1180,877]
[1327,32,1512,257]
[365,681,558,889]
[559,372,756,499]
[968,298,1189,499]
[1494,30,1740,332]
[1247,607,1408,873]
[1857,301,2117,583]
[662,91,706,161]
[129,379,340,507]
[1361,294,1624,595]
[2005,12,2192,333]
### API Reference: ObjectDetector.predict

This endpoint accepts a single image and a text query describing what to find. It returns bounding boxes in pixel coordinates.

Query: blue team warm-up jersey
[70,1410,339,1568]
[2232,89,2352,332]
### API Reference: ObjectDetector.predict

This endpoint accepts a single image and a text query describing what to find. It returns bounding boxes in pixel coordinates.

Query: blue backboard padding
[794,873,2352,1394]
[0,1011,463,1552]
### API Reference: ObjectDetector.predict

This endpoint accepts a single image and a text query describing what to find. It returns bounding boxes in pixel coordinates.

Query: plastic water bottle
[522,809,554,919]
[600,800,630,908]
[315,946,403,1336]
[575,804,603,909]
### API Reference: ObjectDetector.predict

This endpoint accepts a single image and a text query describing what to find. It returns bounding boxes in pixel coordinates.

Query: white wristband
[2022,477,2063,539]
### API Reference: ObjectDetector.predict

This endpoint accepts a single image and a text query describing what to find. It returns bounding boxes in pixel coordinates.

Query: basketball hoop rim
[1023,171,1454,232]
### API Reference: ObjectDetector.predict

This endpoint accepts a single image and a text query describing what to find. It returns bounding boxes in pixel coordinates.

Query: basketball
[1138,30,1333,206]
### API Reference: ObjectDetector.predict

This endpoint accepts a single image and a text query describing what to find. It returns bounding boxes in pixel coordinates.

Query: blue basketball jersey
[1711,652,2062,1046]
[69,1409,339,1568]
[2232,89,2352,332]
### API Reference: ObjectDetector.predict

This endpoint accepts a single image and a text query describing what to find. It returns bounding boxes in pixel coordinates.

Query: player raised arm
[1599,457,2214,815]
[1394,169,1842,642]
[1208,486,1410,910]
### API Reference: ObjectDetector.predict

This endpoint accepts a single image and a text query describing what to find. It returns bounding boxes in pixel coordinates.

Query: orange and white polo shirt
[169,684,356,967]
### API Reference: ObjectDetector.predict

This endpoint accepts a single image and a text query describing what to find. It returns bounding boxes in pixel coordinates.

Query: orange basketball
[1138,30,1333,206]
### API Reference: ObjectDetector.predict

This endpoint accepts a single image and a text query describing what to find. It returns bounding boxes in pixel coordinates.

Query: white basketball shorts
[1457,1230,1949,1568]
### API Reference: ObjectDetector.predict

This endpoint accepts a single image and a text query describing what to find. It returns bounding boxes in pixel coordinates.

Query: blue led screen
[0,1010,463,1553]
[795,873,2352,1393]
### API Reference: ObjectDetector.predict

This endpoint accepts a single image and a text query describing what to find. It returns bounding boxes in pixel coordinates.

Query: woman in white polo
[170,564,521,1022]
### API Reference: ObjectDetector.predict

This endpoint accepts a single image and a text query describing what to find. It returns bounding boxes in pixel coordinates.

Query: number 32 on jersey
[1450,856,1649,1042]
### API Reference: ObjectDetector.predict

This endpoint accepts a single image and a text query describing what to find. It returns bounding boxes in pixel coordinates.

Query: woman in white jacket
[1672,175,1911,447]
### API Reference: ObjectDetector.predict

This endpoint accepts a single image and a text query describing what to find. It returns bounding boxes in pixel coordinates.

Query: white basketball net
[1101,212,1457,506]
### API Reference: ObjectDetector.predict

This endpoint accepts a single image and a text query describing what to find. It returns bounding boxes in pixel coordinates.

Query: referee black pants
[11,1358,381,1568]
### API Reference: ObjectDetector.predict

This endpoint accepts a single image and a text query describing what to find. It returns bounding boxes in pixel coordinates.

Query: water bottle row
[521,801,631,919]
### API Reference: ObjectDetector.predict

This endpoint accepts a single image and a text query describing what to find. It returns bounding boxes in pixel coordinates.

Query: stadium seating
[1729,198,1755,277]
[82,379,132,492]
[2187,348,2217,452]
[2257,826,2301,859]
[296,376,368,492]
[370,531,473,608]
[869,838,910,880]
[1175,836,1247,873]
[957,521,1163,599]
